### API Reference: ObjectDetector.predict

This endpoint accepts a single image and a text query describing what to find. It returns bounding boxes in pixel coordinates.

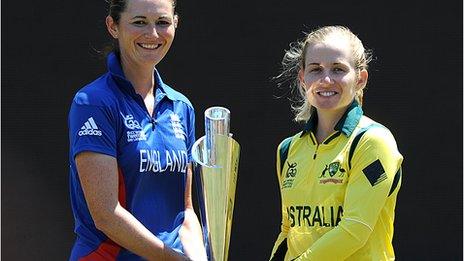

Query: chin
[311,99,338,110]
[315,106,339,113]
[136,55,161,66]
[315,102,353,115]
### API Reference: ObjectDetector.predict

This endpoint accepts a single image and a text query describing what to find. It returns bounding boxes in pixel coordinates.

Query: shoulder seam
[162,84,193,107]
[348,124,383,169]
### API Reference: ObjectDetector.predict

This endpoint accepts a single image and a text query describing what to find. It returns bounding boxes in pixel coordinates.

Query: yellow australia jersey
[270,102,403,261]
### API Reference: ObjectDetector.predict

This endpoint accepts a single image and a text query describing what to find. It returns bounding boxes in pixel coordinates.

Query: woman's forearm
[77,152,188,261]
[179,208,207,261]
[180,164,207,260]
[94,203,167,260]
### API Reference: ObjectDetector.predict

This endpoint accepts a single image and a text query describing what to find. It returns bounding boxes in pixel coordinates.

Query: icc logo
[286,162,298,178]
[120,112,142,130]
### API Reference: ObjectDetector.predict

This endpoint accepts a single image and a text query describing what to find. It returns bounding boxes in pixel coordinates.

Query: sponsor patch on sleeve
[78,117,102,136]
[362,159,387,186]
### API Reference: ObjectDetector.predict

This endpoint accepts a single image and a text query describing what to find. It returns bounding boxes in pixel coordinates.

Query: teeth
[318,91,336,97]
[140,43,160,49]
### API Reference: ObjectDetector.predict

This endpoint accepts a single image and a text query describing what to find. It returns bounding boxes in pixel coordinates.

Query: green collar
[302,100,363,137]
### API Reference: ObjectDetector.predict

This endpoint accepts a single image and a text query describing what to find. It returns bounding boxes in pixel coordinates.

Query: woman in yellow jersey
[270,26,403,261]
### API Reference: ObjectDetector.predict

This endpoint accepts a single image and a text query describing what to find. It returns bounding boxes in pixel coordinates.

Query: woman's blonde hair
[275,25,372,122]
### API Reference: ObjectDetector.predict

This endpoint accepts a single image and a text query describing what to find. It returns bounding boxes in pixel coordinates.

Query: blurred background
[2,0,462,260]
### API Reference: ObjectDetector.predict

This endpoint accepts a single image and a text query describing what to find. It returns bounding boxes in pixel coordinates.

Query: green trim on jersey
[302,100,363,137]
[279,137,293,175]
[271,102,403,261]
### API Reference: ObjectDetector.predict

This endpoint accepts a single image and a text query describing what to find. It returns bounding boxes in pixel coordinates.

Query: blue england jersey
[68,52,195,260]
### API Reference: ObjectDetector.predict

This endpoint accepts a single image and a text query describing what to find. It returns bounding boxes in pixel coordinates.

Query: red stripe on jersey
[118,167,127,208]
[79,239,120,260]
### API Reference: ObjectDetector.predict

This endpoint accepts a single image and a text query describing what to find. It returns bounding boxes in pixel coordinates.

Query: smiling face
[106,0,177,68]
[299,35,368,116]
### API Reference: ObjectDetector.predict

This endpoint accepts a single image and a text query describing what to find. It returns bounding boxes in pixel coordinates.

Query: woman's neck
[315,108,345,143]
[120,54,155,98]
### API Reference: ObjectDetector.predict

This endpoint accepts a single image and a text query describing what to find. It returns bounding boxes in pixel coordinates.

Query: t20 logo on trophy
[191,107,240,261]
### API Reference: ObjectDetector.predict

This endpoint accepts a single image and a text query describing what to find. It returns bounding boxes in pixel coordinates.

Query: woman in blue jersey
[270,26,403,260]
[68,0,206,260]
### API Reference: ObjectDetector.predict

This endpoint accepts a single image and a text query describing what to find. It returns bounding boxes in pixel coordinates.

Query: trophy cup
[191,107,240,261]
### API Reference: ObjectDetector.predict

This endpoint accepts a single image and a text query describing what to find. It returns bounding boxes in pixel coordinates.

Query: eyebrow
[307,62,347,66]
[131,15,172,20]
[131,15,147,19]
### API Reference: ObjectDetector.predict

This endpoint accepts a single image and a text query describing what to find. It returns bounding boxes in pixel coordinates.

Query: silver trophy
[192,107,240,261]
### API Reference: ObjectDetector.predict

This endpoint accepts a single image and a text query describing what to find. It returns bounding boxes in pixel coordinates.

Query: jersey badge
[282,161,298,189]
[120,112,146,142]
[319,161,346,184]
[170,113,186,140]
[121,112,142,130]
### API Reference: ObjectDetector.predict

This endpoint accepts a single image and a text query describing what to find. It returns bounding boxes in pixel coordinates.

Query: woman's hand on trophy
[162,245,193,261]
[179,208,208,261]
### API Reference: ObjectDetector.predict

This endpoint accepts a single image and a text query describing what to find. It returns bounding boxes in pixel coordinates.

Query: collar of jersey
[107,52,179,102]
[301,100,363,138]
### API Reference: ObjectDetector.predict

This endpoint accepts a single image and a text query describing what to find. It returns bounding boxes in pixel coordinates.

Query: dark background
[2,0,462,260]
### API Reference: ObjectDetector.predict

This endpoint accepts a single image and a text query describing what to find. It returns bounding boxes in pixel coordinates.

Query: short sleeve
[69,101,118,159]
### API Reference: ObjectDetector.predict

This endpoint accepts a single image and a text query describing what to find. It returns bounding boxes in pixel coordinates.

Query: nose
[145,25,159,38]
[321,74,332,84]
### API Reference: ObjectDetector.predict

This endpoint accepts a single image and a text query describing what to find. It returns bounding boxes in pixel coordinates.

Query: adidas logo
[78,117,102,136]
